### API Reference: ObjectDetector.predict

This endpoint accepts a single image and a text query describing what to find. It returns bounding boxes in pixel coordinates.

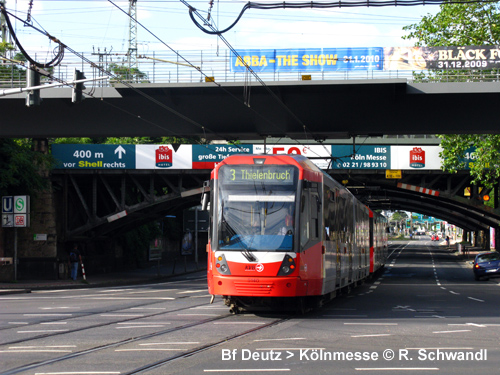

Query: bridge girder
[52,168,500,242]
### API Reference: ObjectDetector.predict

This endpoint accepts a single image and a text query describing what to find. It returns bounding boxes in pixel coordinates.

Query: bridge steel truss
[53,168,500,245]
[52,169,208,241]
[336,169,500,236]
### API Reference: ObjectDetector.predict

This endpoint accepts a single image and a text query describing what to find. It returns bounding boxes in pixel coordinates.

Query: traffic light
[26,65,41,107]
[72,69,86,103]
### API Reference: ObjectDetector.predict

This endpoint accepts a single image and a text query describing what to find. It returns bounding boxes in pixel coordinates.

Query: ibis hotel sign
[2,195,30,228]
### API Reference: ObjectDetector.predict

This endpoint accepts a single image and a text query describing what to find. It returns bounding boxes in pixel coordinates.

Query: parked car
[431,234,439,241]
[472,252,500,281]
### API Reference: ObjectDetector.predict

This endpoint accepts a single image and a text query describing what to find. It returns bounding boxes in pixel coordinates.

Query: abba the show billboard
[231,46,500,72]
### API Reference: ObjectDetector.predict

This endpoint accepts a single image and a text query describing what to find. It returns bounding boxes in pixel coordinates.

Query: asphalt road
[0,240,498,375]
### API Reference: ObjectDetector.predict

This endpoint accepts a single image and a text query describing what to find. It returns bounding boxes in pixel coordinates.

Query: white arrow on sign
[115,145,126,159]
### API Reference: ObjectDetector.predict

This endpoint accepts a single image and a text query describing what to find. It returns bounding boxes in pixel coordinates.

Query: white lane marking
[351,334,392,338]
[17,330,69,333]
[23,314,72,317]
[432,330,471,334]
[344,323,398,326]
[204,370,290,373]
[177,290,207,294]
[467,297,485,302]
[356,368,439,371]
[100,314,145,317]
[254,338,306,342]
[139,342,199,345]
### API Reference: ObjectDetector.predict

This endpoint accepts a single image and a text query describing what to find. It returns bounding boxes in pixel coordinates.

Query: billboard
[230,46,500,72]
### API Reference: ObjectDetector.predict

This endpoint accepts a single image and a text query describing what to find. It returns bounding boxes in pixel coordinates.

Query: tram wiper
[241,248,257,262]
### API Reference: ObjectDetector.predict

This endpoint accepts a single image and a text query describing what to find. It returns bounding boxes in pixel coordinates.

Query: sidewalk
[0,260,207,295]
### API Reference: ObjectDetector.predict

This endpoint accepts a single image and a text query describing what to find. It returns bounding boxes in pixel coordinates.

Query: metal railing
[1,49,500,88]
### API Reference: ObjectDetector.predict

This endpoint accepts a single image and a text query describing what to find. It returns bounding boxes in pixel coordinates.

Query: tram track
[0,299,213,347]
[1,305,288,375]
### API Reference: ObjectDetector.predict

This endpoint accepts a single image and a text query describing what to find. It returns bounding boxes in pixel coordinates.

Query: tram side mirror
[201,180,210,211]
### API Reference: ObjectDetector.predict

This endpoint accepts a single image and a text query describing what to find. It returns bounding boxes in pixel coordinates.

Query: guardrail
[1,49,500,88]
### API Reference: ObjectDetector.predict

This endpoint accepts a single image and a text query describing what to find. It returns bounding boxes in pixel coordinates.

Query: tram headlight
[215,253,231,275]
[277,254,296,276]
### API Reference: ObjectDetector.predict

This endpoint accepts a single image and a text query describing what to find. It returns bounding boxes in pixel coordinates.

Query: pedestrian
[446,235,450,247]
[69,244,80,281]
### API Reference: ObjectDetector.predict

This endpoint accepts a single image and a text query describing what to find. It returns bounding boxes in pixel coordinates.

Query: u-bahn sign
[2,195,30,228]
[52,144,456,171]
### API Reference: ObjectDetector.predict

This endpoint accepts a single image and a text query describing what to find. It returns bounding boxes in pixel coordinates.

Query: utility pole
[127,0,138,75]
[1,0,7,44]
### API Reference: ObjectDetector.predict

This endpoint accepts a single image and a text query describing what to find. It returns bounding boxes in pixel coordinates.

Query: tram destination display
[218,165,295,185]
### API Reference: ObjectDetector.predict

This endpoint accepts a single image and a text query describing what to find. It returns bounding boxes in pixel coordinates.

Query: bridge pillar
[10,138,59,279]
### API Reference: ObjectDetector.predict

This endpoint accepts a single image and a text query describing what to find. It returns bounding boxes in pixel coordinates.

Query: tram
[205,154,387,313]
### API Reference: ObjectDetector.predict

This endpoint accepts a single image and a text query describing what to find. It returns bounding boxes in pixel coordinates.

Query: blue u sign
[2,196,13,213]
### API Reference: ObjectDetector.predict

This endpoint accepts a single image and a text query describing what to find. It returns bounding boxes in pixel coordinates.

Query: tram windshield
[216,164,298,252]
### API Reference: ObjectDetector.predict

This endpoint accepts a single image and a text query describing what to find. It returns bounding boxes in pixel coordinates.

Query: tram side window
[300,185,321,249]
[300,193,310,248]
[310,192,320,240]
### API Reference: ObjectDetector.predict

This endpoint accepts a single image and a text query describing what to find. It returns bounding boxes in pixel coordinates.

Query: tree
[0,139,52,197]
[403,3,500,190]
[108,63,149,83]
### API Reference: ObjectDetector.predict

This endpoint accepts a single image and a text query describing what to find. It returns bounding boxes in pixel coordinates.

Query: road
[0,240,499,375]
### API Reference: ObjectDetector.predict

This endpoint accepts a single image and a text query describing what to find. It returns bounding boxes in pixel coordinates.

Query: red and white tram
[206,154,387,313]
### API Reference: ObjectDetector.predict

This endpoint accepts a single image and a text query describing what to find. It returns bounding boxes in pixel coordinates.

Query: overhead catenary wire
[3,2,351,163]
[108,0,332,160]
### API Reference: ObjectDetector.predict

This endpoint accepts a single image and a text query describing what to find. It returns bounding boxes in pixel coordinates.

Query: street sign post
[2,195,30,281]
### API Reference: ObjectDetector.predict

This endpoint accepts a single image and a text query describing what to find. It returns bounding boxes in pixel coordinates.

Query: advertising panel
[231,46,500,72]
[231,48,384,73]
[51,144,136,169]
[390,146,443,170]
[330,145,390,170]
[135,144,192,169]
[192,144,253,169]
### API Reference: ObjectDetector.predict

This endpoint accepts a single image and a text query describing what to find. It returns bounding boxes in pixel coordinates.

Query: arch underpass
[54,167,500,244]
[336,169,500,235]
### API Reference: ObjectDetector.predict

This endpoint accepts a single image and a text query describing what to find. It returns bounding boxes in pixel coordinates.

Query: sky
[3,0,441,55]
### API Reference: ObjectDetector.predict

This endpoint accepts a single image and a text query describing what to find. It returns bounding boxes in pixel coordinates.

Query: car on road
[472,252,500,281]
[431,233,439,241]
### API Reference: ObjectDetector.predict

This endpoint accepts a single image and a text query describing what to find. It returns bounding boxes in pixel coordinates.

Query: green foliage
[109,63,149,83]
[0,139,53,197]
[403,3,500,46]
[403,3,500,190]
[439,135,500,190]
[390,211,408,222]
[51,137,195,145]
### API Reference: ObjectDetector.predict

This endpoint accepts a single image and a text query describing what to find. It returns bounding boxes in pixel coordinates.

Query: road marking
[177,289,206,294]
[433,330,471,334]
[139,342,200,345]
[254,338,306,342]
[449,323,486,328]
[344,323,397,326]
[17,329,69,333]
[356,368,439,371]
[214,322,266,325]
[100,314,145,317]
[177,313,220,316]
[467,297,485,302]
[115,325,167,329]
[115,348,184,351]
[23,314,72,317]
[204,370,290,373]
[35,372,120,375]
[351,334,392,338]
